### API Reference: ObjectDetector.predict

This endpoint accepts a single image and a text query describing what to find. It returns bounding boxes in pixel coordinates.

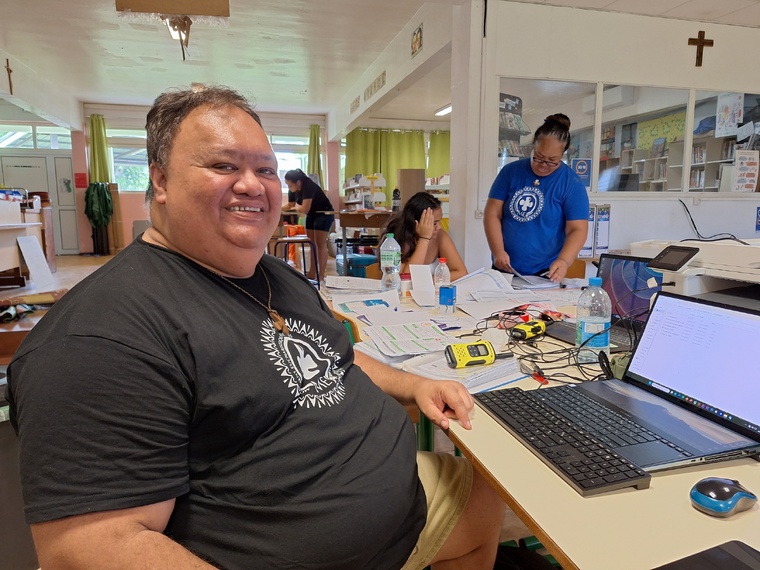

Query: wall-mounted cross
[4,59,12,95]
[688,31,714,67]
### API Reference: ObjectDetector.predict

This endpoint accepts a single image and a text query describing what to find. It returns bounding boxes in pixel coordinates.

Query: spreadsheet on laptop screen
[627,294,760,434]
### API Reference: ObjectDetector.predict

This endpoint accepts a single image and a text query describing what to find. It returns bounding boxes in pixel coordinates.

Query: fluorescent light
[435,104,452,117]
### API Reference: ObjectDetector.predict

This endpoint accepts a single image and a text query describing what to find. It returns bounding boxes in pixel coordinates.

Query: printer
[631,239,760,310]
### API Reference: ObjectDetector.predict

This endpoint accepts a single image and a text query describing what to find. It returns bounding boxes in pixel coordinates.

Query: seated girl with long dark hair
[380,191,467,281]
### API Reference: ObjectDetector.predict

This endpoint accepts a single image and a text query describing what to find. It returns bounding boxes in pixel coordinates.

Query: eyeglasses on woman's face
[531,152,561,168]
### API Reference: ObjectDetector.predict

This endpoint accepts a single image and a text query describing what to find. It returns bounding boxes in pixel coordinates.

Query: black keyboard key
[475,388,651,497]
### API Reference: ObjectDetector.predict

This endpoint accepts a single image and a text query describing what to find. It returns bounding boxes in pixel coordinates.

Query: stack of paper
[400,352,523,392]
[362,321,455,357]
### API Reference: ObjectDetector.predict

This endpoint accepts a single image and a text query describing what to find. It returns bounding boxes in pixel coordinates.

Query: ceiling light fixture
[161,15,192,60]
[435,104,452,117]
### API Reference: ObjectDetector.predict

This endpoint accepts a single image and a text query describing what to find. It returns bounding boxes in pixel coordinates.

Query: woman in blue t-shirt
[283,169,335,281]
[484,113,589,282]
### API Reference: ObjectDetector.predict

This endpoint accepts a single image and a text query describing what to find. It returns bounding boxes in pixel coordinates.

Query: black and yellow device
[511,320,546,340]
[444,340,496,368]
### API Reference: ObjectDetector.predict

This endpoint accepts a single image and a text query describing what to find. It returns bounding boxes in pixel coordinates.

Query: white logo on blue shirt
[509,187,544,223]
[262,318,346,408]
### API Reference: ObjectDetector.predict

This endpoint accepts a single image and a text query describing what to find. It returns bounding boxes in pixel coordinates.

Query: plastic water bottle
[392,188,401,212]
[434,258,451,312]
[576,276,612,364]
[379,233,401,294]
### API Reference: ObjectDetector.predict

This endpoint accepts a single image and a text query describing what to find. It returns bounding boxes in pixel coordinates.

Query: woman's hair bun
[545,113,571,130]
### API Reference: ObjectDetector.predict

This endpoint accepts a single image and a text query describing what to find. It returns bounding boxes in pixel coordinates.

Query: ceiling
[3,0,760,128]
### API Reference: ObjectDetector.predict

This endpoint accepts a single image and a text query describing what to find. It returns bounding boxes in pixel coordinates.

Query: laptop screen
[626,292,760,439]
[597,254,663,322]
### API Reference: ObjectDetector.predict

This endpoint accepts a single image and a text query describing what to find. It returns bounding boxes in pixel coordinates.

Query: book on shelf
[691,145,706,164]
[650,137,666,158]
[689,169,705,189]
[722,139,736,161]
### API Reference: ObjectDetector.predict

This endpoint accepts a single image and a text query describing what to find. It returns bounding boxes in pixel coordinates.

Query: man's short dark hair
[144,84,262,202]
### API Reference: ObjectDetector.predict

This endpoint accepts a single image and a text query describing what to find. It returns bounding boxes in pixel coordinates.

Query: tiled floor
[9,251,533,545]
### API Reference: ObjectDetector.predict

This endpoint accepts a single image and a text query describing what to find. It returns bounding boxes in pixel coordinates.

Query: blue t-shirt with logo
[488,158,589,275]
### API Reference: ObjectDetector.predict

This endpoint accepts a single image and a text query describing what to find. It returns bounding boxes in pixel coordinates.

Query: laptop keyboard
[475,388,651,496]
[534,387,693,458]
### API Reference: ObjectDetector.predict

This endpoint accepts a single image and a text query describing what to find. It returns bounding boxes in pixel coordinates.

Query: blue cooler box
[335,253,377,277]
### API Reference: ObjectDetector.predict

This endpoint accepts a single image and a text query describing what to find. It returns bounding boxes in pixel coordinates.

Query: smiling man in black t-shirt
[6,85,505,569]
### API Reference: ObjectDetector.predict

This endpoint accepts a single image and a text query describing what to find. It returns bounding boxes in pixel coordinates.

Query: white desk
[447,374,760,570]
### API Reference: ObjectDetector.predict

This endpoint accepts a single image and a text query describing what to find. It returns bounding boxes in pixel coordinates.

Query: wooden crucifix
[688,31,714,67]
[4,59,12,95]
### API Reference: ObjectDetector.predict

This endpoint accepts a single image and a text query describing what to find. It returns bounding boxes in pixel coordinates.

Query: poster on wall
[571,158,591,189]
[732,149,759,192]
[411,24,422,58]
[716,92,744,137]
[0,156,49,193]
[578,205,596,259]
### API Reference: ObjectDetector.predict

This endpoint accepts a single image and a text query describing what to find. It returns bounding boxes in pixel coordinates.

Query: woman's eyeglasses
[531,152,560,168]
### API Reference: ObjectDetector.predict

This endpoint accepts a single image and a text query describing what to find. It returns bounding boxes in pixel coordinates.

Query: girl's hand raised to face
[416,208,435,240]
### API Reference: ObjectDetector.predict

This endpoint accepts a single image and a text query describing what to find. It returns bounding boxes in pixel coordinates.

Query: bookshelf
[425,183,450,230]
[636,157,668,192]
[498,93,528,163]
[667,135,736,192]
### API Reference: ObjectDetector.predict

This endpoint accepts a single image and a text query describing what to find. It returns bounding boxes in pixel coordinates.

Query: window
[269,134,309,193]
[35,126,72,150]
[101,128,320,194]
[0,124,69,149]
[107,128,149,192]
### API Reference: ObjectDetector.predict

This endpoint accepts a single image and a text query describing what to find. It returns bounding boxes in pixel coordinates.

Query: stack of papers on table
[510,268,559,290]
[400,351,523,392]
[362,321,455,357]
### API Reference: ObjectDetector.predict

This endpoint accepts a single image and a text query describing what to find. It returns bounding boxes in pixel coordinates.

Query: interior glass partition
[691,90,760,193]
[497,78,596,177]
[597,86,688,192]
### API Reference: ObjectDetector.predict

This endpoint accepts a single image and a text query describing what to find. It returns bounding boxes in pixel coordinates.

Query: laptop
[530,291,760,471]
[545,253,664,352]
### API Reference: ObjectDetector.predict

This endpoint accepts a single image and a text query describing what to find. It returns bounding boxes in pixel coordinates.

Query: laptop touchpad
[617,441,683,468]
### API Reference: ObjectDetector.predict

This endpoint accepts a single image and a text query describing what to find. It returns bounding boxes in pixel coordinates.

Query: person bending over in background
[7,84,504,570]
[484,113,589,283]
[282,168,335,281]
[381,191,468,280]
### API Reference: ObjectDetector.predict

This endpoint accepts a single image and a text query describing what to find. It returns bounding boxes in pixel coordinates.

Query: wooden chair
[365,262,382,279]
[329,306,430,450]
[566,258,588,279]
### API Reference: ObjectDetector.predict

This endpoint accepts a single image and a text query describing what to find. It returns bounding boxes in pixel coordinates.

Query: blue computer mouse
[690,477,758,518]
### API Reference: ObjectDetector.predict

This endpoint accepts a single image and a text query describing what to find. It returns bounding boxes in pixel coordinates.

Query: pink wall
[325,140,342,211]
[119,192,150,245]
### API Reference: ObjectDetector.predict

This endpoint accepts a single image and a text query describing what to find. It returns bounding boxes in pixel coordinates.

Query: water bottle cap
[438,257,446,263]
[589,277,602,287]
[386,233,394,238]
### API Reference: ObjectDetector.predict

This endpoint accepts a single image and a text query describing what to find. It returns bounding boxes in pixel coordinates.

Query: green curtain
[427,131,451,178]
[381,130,425,202]
[345,129,382,184]
[88,114,111,183]
[307,124,323,187]
[345,128,426,203]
